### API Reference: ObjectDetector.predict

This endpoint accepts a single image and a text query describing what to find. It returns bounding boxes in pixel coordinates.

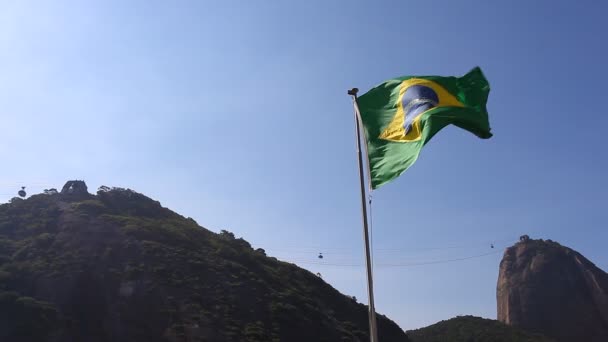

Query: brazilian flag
[358,67,492,189]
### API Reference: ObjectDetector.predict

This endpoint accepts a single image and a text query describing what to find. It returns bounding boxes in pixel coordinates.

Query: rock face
[60,180,89,198]
[497,238,608,342]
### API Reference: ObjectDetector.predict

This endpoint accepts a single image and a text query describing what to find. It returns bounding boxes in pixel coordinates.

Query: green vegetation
[0,185,407,341]
[407,316,555,342]
[0,291,60,341]
[2,185,557,341]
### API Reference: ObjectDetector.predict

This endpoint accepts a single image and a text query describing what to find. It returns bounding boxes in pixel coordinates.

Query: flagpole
[348,87,379,342]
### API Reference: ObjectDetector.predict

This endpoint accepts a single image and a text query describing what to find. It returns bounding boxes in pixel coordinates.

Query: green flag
[358,67,492,189]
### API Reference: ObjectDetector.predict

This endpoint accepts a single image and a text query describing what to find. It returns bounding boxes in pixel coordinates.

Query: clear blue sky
[2,0,607,331]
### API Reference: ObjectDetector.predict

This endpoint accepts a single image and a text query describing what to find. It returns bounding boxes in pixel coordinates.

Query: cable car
[490,244,494,249]
[318,252,323,259]
[18,187,26,198]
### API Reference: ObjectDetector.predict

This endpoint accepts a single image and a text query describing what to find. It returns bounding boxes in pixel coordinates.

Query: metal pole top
[348,88,359,96]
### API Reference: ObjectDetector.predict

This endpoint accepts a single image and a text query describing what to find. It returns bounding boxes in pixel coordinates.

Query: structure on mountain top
[61,180,88,195]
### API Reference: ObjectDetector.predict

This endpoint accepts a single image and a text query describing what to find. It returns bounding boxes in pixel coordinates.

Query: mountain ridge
[0,181,408,342]
[406,315,555,342]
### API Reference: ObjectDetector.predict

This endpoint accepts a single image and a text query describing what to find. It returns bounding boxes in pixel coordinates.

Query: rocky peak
[60,180,89,196]
[497,238,608,342]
